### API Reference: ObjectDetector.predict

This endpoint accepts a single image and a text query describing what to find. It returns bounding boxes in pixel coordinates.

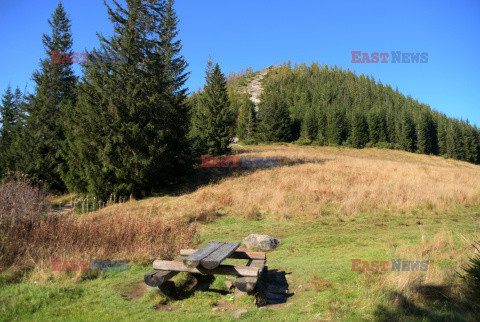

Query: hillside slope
[95,145,480,221]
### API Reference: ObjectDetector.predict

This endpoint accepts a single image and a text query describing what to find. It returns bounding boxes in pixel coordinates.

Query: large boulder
[242,234,281,251]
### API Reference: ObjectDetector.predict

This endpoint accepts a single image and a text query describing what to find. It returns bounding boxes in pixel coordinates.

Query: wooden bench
[144,241,267,295]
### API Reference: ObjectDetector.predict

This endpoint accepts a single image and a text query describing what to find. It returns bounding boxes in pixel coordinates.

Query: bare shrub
[0,175,49,221]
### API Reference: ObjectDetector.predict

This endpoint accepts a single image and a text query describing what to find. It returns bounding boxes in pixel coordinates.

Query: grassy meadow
[1,144,480,320]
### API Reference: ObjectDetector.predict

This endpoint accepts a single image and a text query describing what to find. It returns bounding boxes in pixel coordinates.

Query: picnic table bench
[144,241,266,293]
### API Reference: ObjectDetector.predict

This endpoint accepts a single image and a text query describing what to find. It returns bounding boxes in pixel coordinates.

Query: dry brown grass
[94,145,480,221]
[378,230,478,309]
[1,212,197,271]
[310,272,332,291]
[0,179,198,275]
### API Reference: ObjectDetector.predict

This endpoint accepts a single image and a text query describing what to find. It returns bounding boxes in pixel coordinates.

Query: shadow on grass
[374,284,477,321]
[159,273,216,301]
[157,269,294,307]
[256,269,293,306]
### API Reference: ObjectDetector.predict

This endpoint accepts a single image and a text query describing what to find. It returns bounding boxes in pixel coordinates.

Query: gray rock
[232,309,249,319]
[242,234,281,251]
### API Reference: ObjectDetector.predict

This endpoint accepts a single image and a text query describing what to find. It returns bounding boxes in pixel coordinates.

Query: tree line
[243,62,480,164]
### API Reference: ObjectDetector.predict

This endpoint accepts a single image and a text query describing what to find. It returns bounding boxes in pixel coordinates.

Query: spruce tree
[66,0,190,199]
[462,125,478,163]
[13,87,26,127]
[194,61,234,155]
[257,85,293,142]
[417,110,438,155]
[0,86,15,173]
[446,121,462,159]
[474,128,480,164]
[20,2,77,191]
[351,112,369,148]
[368,109,387,144]
[316,108,327,144]
[0,86,15,144]
[400,111,416,152]
[303,108,318,141]
[329,107,347,145]
[385,111,397,143]
[146,0,192,183]
[437,116,448,155]
[236,93,256,140]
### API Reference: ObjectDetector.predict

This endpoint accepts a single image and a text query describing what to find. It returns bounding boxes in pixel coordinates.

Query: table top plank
[200,242,241,270]
[183,241,225,268]
[180,249,266,260]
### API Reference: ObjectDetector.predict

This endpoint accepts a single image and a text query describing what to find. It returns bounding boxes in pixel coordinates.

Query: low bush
[240,138,258,145]
[0,175,49,221]
[293,137,312,146]
[462,241,480,304]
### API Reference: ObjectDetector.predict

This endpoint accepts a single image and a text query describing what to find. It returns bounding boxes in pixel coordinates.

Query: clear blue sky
[1,0,479,125]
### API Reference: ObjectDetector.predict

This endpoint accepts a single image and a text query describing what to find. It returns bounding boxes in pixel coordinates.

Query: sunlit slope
[96,145,480,220]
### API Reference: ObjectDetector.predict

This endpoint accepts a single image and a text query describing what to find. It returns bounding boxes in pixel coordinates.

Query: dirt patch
[115,282,146,301]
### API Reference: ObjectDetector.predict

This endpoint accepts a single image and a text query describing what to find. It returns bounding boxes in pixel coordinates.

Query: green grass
[2,206,479,320]
[49,193,76,208]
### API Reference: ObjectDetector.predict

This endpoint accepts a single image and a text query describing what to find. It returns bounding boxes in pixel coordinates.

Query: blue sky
[1,0,479,125]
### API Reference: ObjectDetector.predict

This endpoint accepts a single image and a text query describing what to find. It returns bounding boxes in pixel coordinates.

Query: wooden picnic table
[144,241,267,294]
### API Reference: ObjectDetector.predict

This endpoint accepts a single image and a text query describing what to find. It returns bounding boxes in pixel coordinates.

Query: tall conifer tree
[400,111,416,152]
[236,94,256,140]
[20,2,77,191]
[417,110,438,155]
[66,0,190,199]
[0,86,15,173]
[257,84,293,142]
[329,107,347,145]
[0,86,15,144]
[194,61,234,155]
[351,112,369,148]
[303,108,318,141]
